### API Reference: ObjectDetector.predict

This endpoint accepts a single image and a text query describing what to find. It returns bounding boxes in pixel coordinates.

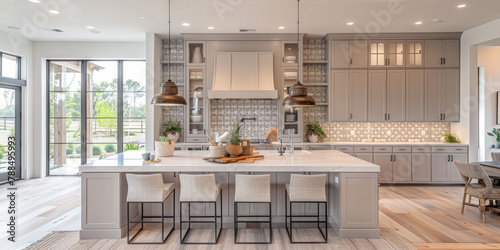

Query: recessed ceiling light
[7,26,20,30]
[182,23,190,26]
[49,10,59,14]
[278,26,285,30]
[457,4,466,8]
[90,30,101,34]
[28,0,40,3]
[86,26,94,29]
[140,16,146,19]
[347,22,354,25]
[415,21,423,25]
[208,26,214,30]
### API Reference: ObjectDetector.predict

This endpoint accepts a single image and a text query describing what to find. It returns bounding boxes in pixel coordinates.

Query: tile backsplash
[303,107,451,142]
[210,99,278,140]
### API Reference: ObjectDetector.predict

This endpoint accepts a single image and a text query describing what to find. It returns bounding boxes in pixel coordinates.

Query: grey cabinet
[425,40,459,68]
[354,153,373,163]
[373,153,392,183]
[329,70,367,121]
[431,146,468,182]
[369,40,405,68]
[392,153,411,182]
[368,70,405,121]
[405,40,424,67]
[331,40,368,68]
[411,150,432,182]
[425,69,460,122]
[405,70,425,121]
[374,147,411,183]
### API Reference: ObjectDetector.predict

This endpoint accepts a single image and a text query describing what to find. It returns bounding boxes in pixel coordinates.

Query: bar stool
[126,174,175,244]
[234,174,272,244]
[285,174,327,243]
[179,174,222,244]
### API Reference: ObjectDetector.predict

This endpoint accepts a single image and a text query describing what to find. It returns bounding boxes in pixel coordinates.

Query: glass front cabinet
[185,67,207,142]
[369,40,405,68]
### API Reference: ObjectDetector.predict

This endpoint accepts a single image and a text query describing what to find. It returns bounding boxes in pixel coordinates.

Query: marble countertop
[272,141,469,146]
[79,150,379,173]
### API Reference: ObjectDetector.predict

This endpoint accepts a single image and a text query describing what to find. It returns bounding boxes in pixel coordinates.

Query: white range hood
[208,52,278,99]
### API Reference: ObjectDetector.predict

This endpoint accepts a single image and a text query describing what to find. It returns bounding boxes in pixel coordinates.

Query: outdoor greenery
[104,144,116,153]
[305,122,327,138]
[75,145,81,154]
[230,122,242,145]
[92,145,101,156]
[66,147,74,155]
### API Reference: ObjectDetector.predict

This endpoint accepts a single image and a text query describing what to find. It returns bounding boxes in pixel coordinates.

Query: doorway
[0,84,21,183]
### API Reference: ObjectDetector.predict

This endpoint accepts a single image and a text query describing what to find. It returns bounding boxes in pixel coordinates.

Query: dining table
[478,161,500,179]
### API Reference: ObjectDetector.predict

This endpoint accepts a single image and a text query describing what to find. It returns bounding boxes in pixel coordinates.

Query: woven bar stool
[234,174,272,244]
[179,174,222,244]
[126,174,175,244]
[285,174,327,243]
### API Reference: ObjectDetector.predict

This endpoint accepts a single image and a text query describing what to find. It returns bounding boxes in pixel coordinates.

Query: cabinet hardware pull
[350,113,352,119]
[399,149,405,150]
[440,58,443,64]
[437,148,444,150]
[385,59,387,65]
[385,114,387,120]
[443,114,445,120]
[360,148,366,150]
[388,59,390,65]
[451,155,454,161]
[443,58,445,65]
[350,58,353,65]
[174,172,176,178]
[447,155,450,162]
[380,148,386,150]
[390,155,393,161]
[388,114,390,120]
[393,155,396,161]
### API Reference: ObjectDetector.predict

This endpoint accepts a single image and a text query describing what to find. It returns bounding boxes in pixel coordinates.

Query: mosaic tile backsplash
[302,107,451,142]
[210,99,279,140]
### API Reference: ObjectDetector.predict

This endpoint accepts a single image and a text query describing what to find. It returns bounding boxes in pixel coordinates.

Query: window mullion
[81,60,87,165]
[117,61,124,153]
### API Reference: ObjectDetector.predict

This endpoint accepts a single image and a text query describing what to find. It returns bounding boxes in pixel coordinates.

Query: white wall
[478,47,500,160]
[32,41,145,177]
[0,30,34,179]
[456,17,500,162]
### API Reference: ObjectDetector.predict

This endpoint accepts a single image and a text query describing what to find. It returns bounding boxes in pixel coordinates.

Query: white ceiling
[1,0,500,42]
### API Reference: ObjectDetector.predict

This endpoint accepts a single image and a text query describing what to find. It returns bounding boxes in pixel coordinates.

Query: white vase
[308,134,319,143]
[155,141,175,157]
[191,46,203,63]
[166,132,180,142]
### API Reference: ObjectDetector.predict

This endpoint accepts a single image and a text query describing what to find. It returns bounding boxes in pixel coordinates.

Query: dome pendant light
[151,0,187,106]
[283,0,315,108]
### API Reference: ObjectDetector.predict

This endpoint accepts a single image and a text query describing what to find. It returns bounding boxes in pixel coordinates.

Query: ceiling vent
[52,29,64,32]
[239,28,256,33]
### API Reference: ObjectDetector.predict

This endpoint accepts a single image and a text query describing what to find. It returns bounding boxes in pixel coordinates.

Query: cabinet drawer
[393,147,411,152]
[374,147,392,153]
[186,137,206,143]
[432,146,468,153]
[335,146,354,153]
[412,147,431,153]
[354,146,373,153]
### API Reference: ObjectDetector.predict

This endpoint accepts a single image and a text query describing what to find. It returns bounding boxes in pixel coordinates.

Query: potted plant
[161,119,182,142]
[306,122,327,143]
[155,136,175,157]
[488,128,500,148]
[226,122,243,157]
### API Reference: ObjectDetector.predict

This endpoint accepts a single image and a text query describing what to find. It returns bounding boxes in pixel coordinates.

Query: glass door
[0,84,21,183]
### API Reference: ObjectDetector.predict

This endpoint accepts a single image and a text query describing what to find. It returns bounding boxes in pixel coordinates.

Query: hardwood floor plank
[412,243,500,249]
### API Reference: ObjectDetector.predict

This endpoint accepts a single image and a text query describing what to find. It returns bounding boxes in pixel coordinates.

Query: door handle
[451,155,454,161]
[388,59,390,65]
[350,113,352,120]
[393,155,396,161]
[387,114,390,120]
[384,59,387,65]
[447,155,450,162]
[440,58,443,64]
[350,58,353,65]
[390,155,393,161]
[443,114,446,120]
[443,58,445,65]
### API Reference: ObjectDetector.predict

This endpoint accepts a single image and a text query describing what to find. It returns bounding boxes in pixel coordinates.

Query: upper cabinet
[186,41,206,66]
[424,69,460,122]
[369,40,405,68]
[330,40,368,68]
[406,40,424,67]
[329,70,367,122]
[367,70,406,122]
[282,41,299,67]
[424,40,459,68]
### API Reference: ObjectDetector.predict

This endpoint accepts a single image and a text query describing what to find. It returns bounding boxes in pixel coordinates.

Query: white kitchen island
[79,150,380,240]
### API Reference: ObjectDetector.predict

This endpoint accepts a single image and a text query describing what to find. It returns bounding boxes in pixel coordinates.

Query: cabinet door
[368,70,387,121]
[331,41,351,68]
[350,70,368,121]
[406,70,425,121]
[355,153,373,163]
[406,40,424,67]
[425,70,443,121]
[386,70,406,121]
[442,69,460,122]
[350,40,368,68]
[369,41,386,68]
[392,153,411,182]
[442,40,459,68]
[330,70,350,121]
[373,153,392,183]
[450,154,467,182]
[431,154,449,182]
[411,153,431,182]
[425,40,443,67]
[387,41,405,67]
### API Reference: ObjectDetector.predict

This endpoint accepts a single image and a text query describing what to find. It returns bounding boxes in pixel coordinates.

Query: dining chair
[491,152,500,162]
[454,161,500,223]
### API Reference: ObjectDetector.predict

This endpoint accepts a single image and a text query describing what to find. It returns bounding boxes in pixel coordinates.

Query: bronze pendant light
[283,0,316,108]
[151,0,187,106]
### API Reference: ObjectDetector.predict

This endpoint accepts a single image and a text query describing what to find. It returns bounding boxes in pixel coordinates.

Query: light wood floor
[2,177,500,249]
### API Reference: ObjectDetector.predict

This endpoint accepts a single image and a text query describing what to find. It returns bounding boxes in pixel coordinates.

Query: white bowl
[190,116,203,122]
[284,56,296,61]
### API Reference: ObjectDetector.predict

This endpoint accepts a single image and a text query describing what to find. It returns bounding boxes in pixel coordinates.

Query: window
[47,60,146,175]
[0,53,20,79]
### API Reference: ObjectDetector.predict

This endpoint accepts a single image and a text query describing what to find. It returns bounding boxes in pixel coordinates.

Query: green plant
[66,147,74,155]
[75,145,81,154]
[92,145,101,156]
[104,144,116,153]
[124,144,140,151]
[157,136,170,142]
[67,144,74,149]
[161,119,182,135]
[488,128,500,142]
[305,122,327,139]
[444,134,460,143]
[229,122,242,145]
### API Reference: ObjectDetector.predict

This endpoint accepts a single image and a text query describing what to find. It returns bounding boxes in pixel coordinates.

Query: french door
[0,84,21,183]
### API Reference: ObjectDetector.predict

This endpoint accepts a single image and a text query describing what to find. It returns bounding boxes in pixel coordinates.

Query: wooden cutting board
[203,155,264,163]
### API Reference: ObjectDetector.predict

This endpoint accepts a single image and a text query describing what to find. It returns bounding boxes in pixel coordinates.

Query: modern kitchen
[2,0,500,249]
